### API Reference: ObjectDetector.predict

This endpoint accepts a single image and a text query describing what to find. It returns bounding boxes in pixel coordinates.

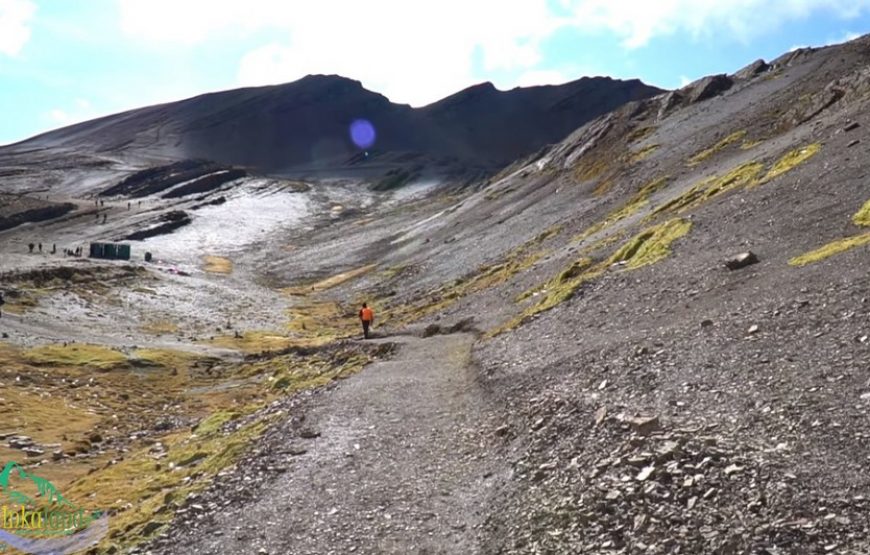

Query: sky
[1,0,869,145]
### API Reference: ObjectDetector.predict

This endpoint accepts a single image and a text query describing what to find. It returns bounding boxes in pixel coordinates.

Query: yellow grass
[688,130,747,166]
[23,343,128,370]
[757,143,821,185]
[283,264,377,295]
[789,232,870,266]
[202,255,233,274]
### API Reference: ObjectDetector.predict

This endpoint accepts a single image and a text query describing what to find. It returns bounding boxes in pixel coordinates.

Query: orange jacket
[360,307,374,322]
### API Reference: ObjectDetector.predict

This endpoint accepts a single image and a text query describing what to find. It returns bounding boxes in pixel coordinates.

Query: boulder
[734,59,769,80]
[688,75,734,103]
[725,251,759,270]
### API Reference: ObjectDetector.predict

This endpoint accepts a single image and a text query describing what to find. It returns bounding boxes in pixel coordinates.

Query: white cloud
[226,0,563,106]
[46,99,98,127]
[560,0,870,48]
[117,0,870,105]
[0,0,35,56]
[826,31,862,45]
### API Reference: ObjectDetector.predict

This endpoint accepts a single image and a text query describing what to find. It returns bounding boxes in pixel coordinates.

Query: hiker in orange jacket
[359,303,374,339]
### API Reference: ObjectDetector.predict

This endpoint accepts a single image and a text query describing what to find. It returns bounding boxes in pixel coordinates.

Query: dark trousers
[362,320,371,339]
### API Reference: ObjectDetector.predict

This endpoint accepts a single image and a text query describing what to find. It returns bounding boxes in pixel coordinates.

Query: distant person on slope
[0,291,4,318]
[359,303,375,339]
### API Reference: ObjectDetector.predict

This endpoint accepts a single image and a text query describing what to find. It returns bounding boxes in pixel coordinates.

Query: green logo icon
[0,461,108,554]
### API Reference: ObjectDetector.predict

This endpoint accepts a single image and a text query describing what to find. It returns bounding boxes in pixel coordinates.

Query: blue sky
[1,0,869,145]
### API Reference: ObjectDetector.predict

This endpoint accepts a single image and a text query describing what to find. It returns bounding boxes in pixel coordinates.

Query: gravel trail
[152,332,500,555]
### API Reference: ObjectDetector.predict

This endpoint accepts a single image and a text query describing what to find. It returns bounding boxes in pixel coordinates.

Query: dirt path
[150,332,500,555]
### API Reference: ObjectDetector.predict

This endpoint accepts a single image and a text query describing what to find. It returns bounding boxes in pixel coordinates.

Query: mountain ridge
[2,73,664,178]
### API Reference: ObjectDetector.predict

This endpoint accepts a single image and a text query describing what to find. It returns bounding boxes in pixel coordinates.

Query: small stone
[628,415,661,436]
[725,251,759,270]
[8,435,34,449]
[636,464,655,481]
[847,139,861,148]
[299,429,320,439]
[494,424,510,437]
[724,464,743,475]
[23,447,45,457]
[594,406,608,426]
[700,319,714,328]
[747,325,760,334]
[844,121,860,132]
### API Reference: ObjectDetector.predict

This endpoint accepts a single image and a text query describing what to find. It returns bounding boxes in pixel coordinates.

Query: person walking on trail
[0,291,5,319]
[359,303,375,339]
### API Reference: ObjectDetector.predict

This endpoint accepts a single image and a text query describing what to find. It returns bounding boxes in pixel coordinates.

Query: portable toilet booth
[89,242,132,260]
[102,243,118,259]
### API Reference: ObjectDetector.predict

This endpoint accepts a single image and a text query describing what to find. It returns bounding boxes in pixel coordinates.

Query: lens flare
[349,119,376,149]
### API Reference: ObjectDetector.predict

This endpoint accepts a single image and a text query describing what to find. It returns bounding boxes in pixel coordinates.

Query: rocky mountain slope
[1,74,661,176]
[1,34,869,555]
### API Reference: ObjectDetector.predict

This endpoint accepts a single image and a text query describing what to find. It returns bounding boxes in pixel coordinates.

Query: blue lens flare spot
[350,119,376,149]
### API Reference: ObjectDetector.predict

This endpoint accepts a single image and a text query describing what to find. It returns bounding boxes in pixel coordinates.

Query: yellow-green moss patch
[631,143,659,163]
[283,264,377,295]
[208,331,297,354]
[574,157,609,183]
[24,343,128,370]
[789,232,870,266]
[688,130,747,166]
[652,162,762,217]
[195,410,241,435]
[627,126,656,143]
[607,218,692,269]
[574,176,671,244]
[498,218,691,336]
[852,199,870,227]
[757,143,821,184]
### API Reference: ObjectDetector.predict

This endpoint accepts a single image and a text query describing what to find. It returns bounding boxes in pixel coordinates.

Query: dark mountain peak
[6,72,663,173]
[292,74,364,89]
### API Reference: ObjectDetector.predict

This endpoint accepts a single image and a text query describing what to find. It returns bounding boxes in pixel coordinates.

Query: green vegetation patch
[608,218,693,269]
[852,199,870,227]
[757,143,821,185]
[688,130,747,166]
[384,226,561,326]
[24,343,128,371]
[790,198,870,266]
[789,232,870,266]
[631,143,660,163]
[500,218,692,335]
[652,162,763,217]
[195,410,241,435]
[574,176,671,244]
